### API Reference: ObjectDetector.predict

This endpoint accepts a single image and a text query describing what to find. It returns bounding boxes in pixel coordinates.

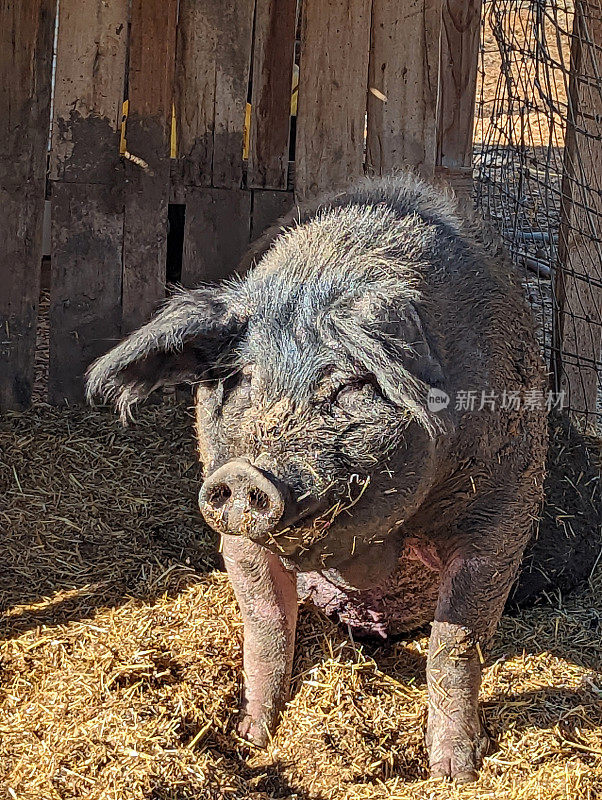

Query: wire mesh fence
[474,0,602,432]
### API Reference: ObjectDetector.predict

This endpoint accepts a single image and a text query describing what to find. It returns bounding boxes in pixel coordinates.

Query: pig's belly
[296,547,440,638]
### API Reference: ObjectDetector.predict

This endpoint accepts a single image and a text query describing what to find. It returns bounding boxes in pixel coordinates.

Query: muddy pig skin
[87,174,547,783]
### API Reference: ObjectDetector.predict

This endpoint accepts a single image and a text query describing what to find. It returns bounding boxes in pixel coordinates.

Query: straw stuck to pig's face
[193,277,447,582]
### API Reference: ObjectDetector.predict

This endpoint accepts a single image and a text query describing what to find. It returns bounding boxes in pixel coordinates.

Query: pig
[86,173,548,783]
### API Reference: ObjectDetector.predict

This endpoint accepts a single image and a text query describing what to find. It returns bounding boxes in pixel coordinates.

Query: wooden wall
[1,0,487,408]
[0,0,56,409]
[555,0,602,428]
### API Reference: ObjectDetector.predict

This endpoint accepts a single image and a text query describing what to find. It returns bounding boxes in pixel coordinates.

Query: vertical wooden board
[367,0,441,177]
[174,0,254,190]
[557,250,602,421]
[212,0,256,188]
[181,189,251,285]
[295,0,372,200]
[50,0,128,182]
[247,0,297,189]
[0,0,55,410]
[173,0,217,187]
[251,190,294,241]
[48,0,128,404]
[127,0,176,126]
[122,169,171,333]
[49,184,123,403]
[121,0,178,332]
[555,0,602,424]
[436,0,482,169]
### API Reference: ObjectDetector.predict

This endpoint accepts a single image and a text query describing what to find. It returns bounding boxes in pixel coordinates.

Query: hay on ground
[1,403,601,800]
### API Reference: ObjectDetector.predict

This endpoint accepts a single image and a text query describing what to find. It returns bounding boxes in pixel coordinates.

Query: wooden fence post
[121,0,178,332]
[49,0,128,404]
[435,0,482,199]
[0,0,55,410]
[247,0,297,190]
[173,0,255,286]
[367,0,442,177]
[247,0,297,239]
[554,0,602,428]
[173,0,218,189]
[295,0,372,200]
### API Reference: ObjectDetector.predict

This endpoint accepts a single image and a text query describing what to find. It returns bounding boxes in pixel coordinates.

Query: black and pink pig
[87,174,550,782]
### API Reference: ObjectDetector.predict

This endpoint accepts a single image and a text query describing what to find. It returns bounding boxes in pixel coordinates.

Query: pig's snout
[199,460,285,537]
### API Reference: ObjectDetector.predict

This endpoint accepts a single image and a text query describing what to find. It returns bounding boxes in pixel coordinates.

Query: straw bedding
[1,401,601,800]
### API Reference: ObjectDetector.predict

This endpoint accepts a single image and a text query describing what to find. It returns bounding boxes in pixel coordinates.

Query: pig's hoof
[427,726,490,783]
[236,713,272,748]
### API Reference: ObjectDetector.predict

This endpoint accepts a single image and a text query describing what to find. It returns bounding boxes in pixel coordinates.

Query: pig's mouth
[269,494,329,547]
[266,477,373,557]
[279,496,325,530]
[198,457,374,558]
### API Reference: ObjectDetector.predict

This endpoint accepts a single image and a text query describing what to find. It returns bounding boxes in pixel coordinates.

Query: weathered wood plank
[121,0,178,332]
[49,184,124,403]
[181,189,251,286]
[173,0,217,187]
[48,0,128,404]
[0,0,55,410]
[251,190,294,241]
[295,0,372,199]
[50,0,127,182]
[247,0,297,189]
[367,0,442,177]
[554,0,602,426]
[212,0,255,188]
[174,0,255,190]
[436,0,482,169]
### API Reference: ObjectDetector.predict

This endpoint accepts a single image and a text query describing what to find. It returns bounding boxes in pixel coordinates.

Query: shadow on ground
[0,402,218,639]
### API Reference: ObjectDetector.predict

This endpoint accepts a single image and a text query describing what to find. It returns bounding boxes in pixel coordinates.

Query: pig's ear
[328,300,448,437]
[86,287,243,423]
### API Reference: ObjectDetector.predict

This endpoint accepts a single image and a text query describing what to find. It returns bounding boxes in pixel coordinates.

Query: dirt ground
[1,401,601,800]
[475,1,571,149]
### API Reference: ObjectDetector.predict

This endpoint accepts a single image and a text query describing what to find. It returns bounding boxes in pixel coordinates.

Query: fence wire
[474,0,602,431]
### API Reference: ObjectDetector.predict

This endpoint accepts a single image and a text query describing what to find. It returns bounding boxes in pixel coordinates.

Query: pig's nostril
[248,488,270,511]
[207,483,232,508]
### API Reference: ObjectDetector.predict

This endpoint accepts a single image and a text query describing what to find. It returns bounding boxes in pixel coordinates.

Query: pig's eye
[330,378,377,408]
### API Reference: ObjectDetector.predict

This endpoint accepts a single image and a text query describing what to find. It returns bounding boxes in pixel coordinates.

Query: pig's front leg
[222,534,298,747]
[426,551,519,783]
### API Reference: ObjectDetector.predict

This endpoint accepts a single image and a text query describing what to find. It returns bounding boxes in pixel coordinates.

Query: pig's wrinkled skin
[87,174,547,782]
